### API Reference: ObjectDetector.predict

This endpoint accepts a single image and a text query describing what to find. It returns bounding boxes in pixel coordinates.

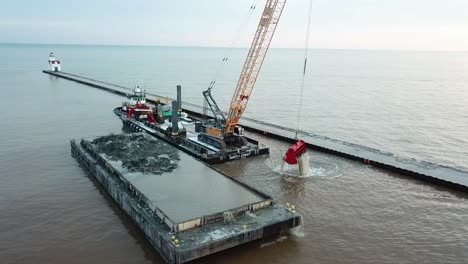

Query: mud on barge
[71,133,301,263]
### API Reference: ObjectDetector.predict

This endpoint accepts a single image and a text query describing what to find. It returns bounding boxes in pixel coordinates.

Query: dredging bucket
[283,140,307,165]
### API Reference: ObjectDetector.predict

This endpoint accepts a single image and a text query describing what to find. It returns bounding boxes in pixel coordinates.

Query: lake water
[0,43,467,263]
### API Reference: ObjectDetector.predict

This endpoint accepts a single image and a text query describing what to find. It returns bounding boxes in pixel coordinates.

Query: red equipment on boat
[283,140,307,165]
[126,103,156,123]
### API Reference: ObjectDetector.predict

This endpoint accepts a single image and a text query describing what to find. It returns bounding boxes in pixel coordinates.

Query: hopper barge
[71,133,301,263]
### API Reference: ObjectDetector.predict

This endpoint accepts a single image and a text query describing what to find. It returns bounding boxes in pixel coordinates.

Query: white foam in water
[266,152,340,179]
[291,220,306,238]
[260,235,290,248]
[297,152,310,177]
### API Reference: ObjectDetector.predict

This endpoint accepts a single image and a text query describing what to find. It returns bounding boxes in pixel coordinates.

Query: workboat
[121,85,156,123]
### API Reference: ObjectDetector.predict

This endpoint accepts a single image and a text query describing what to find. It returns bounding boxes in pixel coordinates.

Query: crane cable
[207,0,260,91]
[295,0,314,140]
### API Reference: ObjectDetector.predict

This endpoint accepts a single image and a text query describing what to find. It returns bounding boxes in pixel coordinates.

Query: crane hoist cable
[207,0,260,92]
[295,0,314,140]
[201,0,287,147]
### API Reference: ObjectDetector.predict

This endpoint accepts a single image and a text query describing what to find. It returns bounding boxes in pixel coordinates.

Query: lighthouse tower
[48,52,61,72]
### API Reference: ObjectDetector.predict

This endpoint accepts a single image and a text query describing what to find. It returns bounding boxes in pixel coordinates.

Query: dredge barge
[114,85,269,164]
[71,133,301,263]
[112,0,289,164]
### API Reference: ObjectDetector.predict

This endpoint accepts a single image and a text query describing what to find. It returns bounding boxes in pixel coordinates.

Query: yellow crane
[201,0,287,148]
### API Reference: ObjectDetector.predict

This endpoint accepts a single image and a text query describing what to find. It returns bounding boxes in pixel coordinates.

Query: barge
[114,84,269,164]
[71,133,301,263]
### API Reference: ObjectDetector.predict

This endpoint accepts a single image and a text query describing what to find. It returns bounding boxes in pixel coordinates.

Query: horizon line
[1,42,467,53]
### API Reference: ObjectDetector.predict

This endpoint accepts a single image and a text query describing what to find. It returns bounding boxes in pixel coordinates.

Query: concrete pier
[45,70,468,192]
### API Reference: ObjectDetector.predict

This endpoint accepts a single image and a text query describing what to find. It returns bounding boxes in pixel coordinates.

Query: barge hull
[71,139,177,262]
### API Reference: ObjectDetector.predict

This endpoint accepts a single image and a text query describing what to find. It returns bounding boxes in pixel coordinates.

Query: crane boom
[225,0,287,135]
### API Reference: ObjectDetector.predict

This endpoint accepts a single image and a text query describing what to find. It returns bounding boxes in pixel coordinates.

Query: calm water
[1,44,467,263]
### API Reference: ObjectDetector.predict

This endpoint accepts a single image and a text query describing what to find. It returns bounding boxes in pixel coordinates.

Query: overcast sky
[1,0,468,50]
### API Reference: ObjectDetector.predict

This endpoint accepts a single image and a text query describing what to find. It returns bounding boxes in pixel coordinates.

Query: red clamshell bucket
[283,140,307,165]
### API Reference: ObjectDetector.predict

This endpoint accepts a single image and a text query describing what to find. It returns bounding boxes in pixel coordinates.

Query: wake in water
[268,153,343,179]
[277,152,318,178]
[291,221,306,238]
[280,152,310,177]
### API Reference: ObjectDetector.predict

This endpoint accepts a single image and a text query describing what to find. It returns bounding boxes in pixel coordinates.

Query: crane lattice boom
[225,0,286,135]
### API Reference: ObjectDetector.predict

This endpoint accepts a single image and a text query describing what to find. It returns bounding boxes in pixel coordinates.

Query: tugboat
[122,84,156,123]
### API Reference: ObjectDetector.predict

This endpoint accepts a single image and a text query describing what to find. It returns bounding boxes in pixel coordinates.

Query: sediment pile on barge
[71,133,301,263]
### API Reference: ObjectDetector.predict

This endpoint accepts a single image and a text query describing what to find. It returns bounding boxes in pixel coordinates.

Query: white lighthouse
[48,52,61,72]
